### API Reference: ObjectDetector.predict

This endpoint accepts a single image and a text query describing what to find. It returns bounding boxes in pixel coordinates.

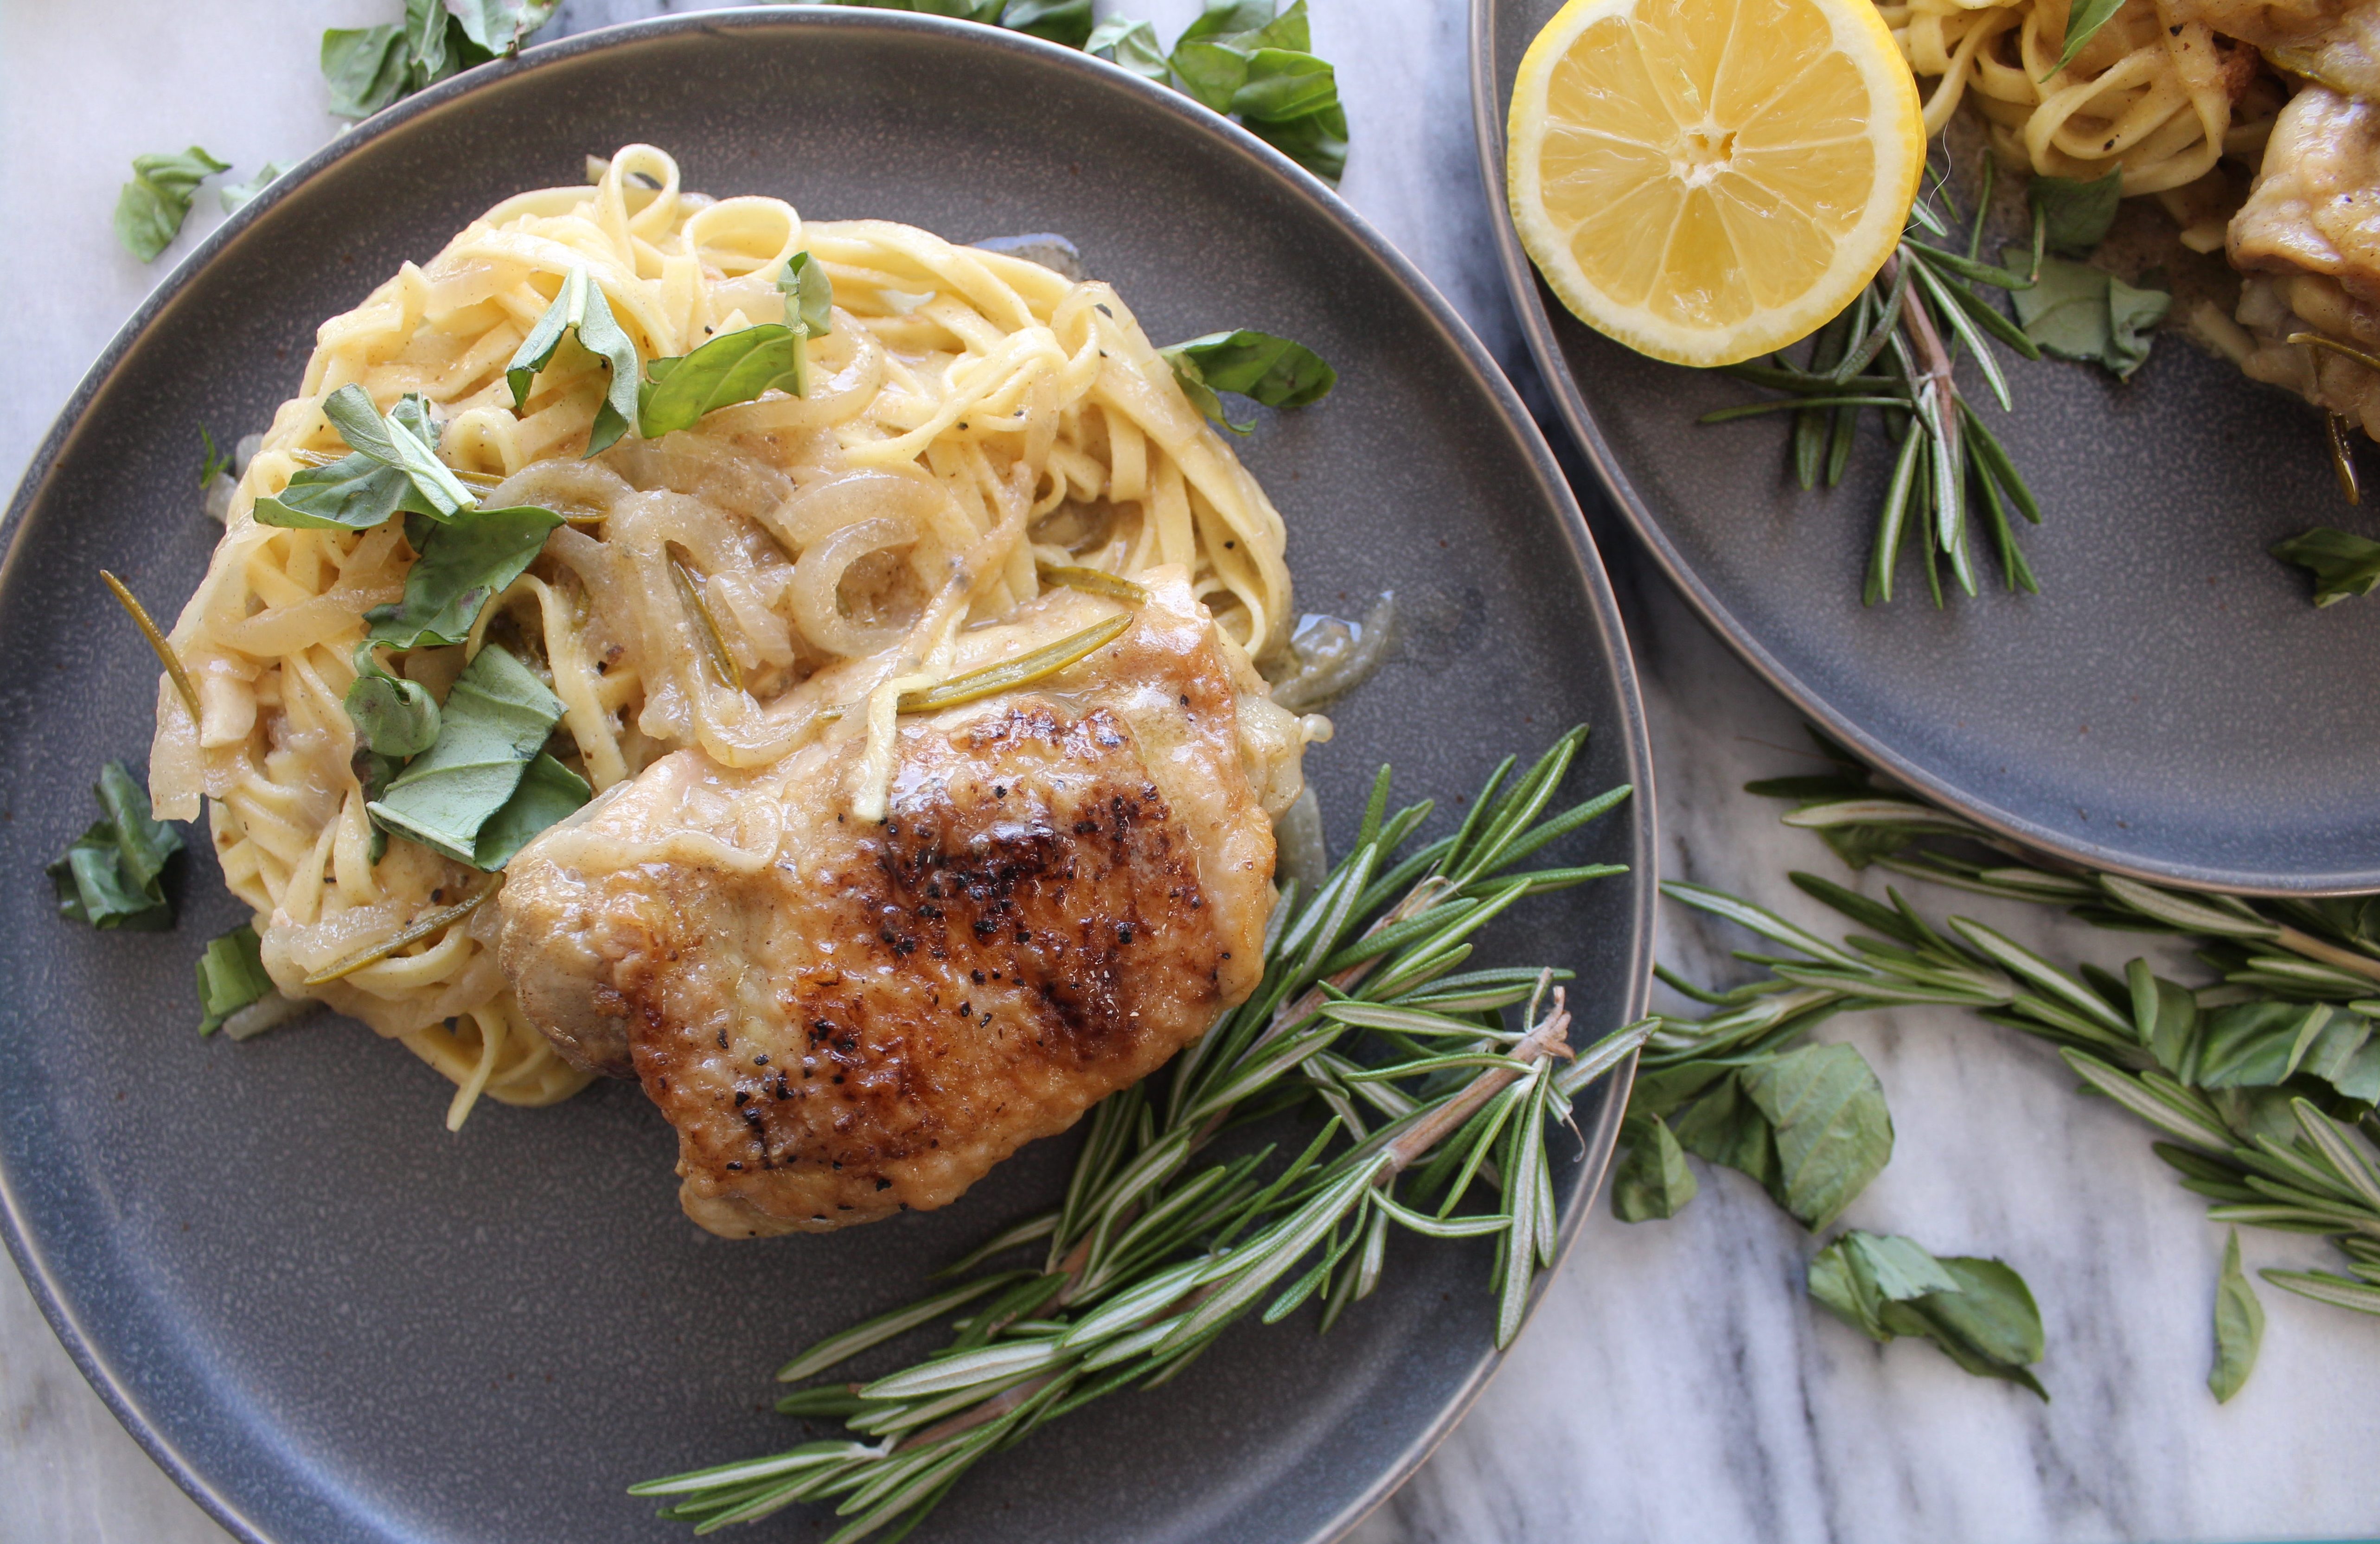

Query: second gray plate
[0,11,1652,1544]
[1476,0,2380,894]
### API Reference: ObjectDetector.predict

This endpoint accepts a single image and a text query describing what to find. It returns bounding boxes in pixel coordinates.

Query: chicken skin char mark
[494,570,1288,1237]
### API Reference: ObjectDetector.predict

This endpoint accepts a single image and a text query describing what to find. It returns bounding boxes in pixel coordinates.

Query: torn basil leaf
[346,654,443,759]
[1161,329,1336,433]
[2003,248,2169,381]
[1810,1232,2048,1397]
[999,0,1094,46]
[115,147,230,262]
[2209,1226,2264,1402]
[780,251,835,339]
[471,752,592,869]
[367,644,566,866]
[1610,1112,1698,1221]
[1167,2,1345,179]
[196,923,275,1036]
[2050,0,2125,76]
[1086,15,1170,78]
[640,325,807,438]
[255,452,419,530]
[367,504,562,650]
[256,388,473,528]
[49,761,184,930]
[506,266,640,456]
[322,1,557,121]
[219,161,293,216]
[1740,1042,1894,1230]
[2028,171,2121,256]
[321,25,410,118]
[446,0,562,55]
[1232,47,1337,122]
[2272,526,2380,606]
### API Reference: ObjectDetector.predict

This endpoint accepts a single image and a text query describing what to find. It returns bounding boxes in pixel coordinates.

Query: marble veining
[2,2,2374,1541]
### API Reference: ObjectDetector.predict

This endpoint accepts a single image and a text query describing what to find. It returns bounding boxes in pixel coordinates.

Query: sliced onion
[789,516,921,657]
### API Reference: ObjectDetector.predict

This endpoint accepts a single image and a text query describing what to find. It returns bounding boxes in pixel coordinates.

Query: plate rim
[0,10,1657,1543]
[1467,0,2378,898]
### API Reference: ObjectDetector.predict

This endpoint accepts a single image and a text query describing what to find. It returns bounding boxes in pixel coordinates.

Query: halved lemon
[1507,0,1926,368]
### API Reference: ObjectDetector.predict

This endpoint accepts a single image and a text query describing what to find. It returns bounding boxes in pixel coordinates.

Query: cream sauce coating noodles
[147,145,1302,1128]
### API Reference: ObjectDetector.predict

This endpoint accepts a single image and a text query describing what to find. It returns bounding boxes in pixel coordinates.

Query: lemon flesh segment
[1508,0,1926,369]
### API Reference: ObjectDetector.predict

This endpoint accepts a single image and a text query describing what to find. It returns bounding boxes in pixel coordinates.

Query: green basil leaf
[255,453,419,530]
[2195,1000,2329,1088]
[1000,0,1094,46]
[1231,48,1336,123]
[1086,16,1170,79]
[1610,1112,1698,1222]
[639,324,806,438]
[2104,273,2170,379]
[345,647,443,759]
[2028,171,2121,256]
[1162,329,1335,409]
[321,25,409,118]
[403,0,452,83]
[115,146,230,262]
[505,266,641,456]
[2050,0,2126,77]
[1739,1041,1893,1230]
[1170,37,1254,110]
[2273,526,2380,606]
[445,0,561,55]
[1180,0,1282,44]
[366,504,562,650]
[322,384,473,517]
[196,923,275,1036]
[1626,1057,1736,1121]
[220,161,294,216]
[1877,1256,2048,1398]
[1249,101,1347,182]
[367,644,564,867]
[1807,1234,1892,1340]
[48,762,183,930]
[2209,1227,2264,1403]
[1845,1230,1962,1301]
[2002,248,2166,381]
[779,251,835,339]
[470,752,592,870]
[1669,1071,1782,1196]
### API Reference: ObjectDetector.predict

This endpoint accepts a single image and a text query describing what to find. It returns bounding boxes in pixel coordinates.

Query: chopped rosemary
[630,732,1638,1539]
[100,570,201,721]
[667,546,745,693]
[302,872,501,985]
[1034,563,1150,605]
[897,612,1132,715]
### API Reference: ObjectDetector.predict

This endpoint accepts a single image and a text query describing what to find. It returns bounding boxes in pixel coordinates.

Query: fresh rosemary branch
[1634,727,2380,1399]
[1705,158,2045,606]
[632,729,1641,1538]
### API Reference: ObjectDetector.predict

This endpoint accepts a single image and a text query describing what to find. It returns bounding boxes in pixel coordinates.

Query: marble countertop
[2,2,2374,1540]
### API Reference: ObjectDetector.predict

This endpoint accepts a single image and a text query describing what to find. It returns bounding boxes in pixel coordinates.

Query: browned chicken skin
[494,571,1284,1236]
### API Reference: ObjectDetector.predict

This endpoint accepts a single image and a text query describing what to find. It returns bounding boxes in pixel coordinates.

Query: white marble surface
[2,3,2375,1541]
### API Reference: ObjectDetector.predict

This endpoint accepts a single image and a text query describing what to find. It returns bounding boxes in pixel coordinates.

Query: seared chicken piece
[496,569,1288,1237]
[2157,0,2380,95]
[2229,83,2380,433]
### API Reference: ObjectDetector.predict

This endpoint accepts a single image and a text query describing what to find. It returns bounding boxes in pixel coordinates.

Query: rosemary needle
[100,570,202,721]
[666,545,745,694]
[303,872,501,985]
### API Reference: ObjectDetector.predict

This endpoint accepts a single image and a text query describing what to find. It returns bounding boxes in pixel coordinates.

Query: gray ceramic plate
[0,12,1652,1544]
[1475,0,2380,894]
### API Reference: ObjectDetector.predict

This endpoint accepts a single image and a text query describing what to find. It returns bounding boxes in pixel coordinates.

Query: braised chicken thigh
[495,570,1293,1237]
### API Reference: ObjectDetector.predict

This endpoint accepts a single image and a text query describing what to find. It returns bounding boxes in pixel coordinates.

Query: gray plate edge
[0,9,1658,1544]
[1465,0,2373,899]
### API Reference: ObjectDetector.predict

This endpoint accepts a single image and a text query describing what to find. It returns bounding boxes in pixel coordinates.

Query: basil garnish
[1809,1232,2049,1399]
[347,647,444,759]
[256,387,472,529]
[115,147,229,262]
[506,265,640,455]
[2002,247,2167,381]
[49,761,185,931]
[2028,170,2121,257]
[365,644,582,868]
[469,752,593,870]
[1159,328,1336,432]
[2050,0,2125,77]
[220,160,294,216]
[196,923,275,1036]
[367,505,563,651]
[2273,526,2380,606]
[639,250,836,437]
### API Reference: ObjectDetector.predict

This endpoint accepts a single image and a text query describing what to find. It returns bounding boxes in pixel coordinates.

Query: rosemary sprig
[631,730,1640,1538]
[1706,159,2044,605]
[1637,727,2380,1400]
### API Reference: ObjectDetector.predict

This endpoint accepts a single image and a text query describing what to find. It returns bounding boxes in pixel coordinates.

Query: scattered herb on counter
[49,761,184,931]
[1809,1231,2047,1397]
[821,0,1350,182]
[2271,526,2380,606]
[2209,1227,2264,1402]
[1636,724,2380,1403]
[322,0,560,120]
[1160,329,1337,433]
[115,146,229,262]
[633,733,1638,1538]
[219,160,294,216]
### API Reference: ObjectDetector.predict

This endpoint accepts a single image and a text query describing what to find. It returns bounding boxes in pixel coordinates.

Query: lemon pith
[1507,0,1926,369]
